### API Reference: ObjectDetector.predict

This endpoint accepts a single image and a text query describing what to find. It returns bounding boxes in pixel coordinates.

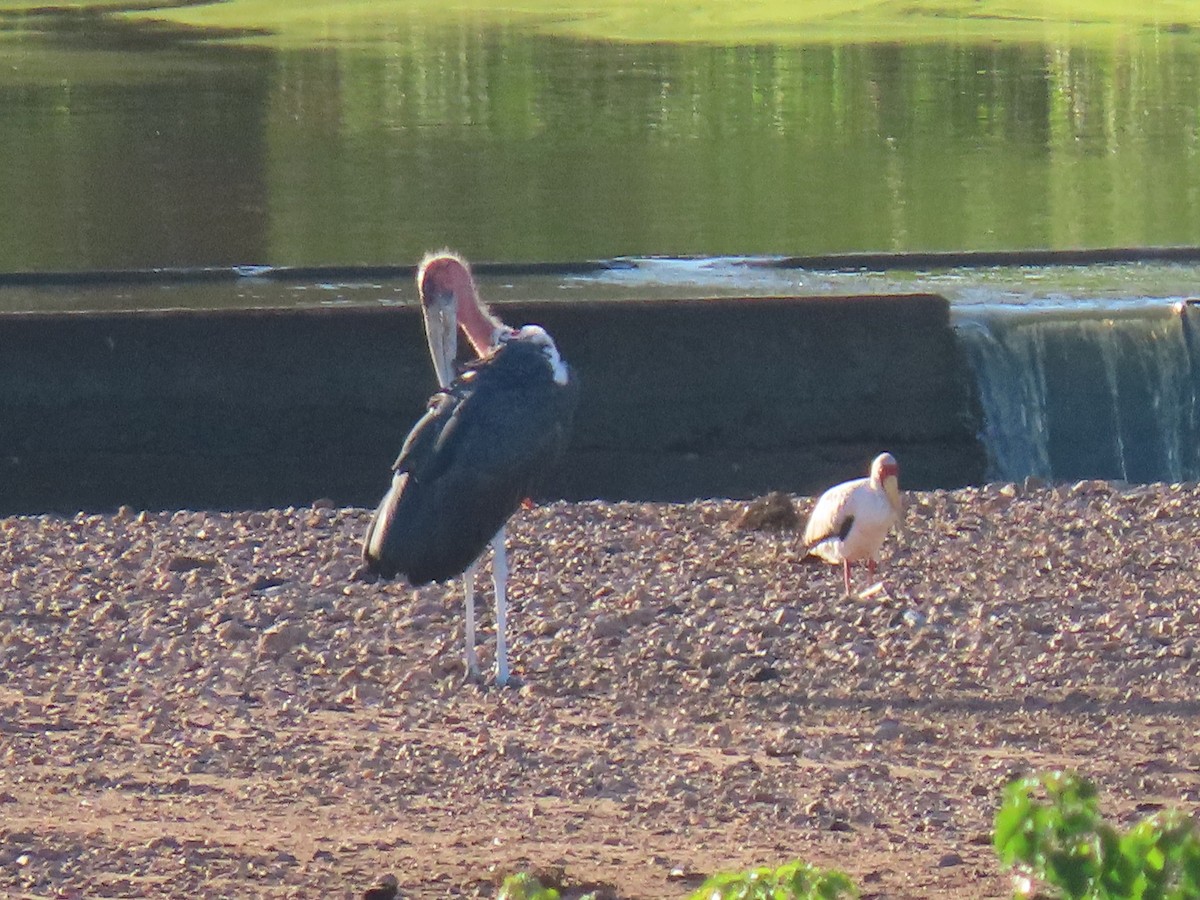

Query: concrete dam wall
[0,294,986,514]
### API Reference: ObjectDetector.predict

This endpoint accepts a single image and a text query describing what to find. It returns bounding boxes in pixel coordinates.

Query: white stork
[363,252,578,685]
[802,452,903,595]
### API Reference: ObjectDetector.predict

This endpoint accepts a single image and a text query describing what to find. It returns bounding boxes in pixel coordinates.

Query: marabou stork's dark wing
[363,340,578,584]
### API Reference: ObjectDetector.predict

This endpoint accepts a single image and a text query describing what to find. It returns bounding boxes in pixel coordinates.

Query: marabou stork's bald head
[417,251,510,389]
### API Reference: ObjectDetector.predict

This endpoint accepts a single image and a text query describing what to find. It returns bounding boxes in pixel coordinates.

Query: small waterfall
[955,302,1200,484]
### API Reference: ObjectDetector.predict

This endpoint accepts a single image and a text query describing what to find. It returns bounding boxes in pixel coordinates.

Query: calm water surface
[3,8,1200,281]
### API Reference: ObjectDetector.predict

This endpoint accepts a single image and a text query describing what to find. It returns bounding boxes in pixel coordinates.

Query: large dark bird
[363,252,577,684]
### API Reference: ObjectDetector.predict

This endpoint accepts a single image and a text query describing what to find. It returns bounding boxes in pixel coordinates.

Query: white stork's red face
[500,325,570,386]
[870,452,902,513]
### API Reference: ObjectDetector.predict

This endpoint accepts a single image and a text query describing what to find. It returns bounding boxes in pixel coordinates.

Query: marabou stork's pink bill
[362,253,578,685]
[802,452,903,596]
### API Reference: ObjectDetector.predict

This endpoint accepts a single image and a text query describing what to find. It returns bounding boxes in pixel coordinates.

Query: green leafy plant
[688,860,858,899]
[497,872,605,900]
[498,872,562,900]
[994,770,1200,899]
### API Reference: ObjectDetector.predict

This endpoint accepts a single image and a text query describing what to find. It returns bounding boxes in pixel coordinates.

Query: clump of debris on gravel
[2,479,1200,898]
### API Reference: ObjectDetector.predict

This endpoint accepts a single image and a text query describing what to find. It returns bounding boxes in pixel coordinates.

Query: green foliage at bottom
[498,872,562,900]
[994,770,1200,899]
[686,860,858,900]
[499,860,857,900]
[504,771,1200,900]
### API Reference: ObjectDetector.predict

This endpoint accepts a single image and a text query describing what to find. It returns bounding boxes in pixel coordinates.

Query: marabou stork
[802,452,903,596]
[363,252,578,685]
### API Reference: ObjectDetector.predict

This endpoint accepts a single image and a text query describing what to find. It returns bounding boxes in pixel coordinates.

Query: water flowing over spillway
[955,302,1200,485]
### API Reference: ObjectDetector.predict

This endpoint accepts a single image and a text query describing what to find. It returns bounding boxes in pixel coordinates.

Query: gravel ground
[2,480,1200,899]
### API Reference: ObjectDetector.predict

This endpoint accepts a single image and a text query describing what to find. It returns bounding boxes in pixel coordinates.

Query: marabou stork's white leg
[490,527,510,685]
[463,559,481,679]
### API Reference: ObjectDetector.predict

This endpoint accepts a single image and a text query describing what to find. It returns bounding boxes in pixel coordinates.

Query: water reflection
[2,11,1199,272]
[0,23,273,269]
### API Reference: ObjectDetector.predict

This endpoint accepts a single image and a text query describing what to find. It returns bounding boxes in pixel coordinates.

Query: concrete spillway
[0,294,985,514]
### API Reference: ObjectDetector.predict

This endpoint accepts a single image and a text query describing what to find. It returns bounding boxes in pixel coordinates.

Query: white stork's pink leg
[843,559,853,596]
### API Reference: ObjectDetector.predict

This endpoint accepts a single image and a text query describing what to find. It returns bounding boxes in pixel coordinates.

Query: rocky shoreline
[2,481,1200,898]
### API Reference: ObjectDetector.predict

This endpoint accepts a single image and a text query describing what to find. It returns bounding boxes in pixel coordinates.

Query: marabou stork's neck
[456,281,507,358]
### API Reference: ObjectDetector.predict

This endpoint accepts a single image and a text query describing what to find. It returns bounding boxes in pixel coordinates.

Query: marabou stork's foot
[350,564,381,584]
[462,652,484,685]
[493,670,524,689]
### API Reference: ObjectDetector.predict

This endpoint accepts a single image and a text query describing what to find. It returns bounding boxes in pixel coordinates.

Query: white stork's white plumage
[802,452,903,595]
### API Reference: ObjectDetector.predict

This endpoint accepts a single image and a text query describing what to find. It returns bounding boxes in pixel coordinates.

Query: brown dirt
[2,479,1200,899]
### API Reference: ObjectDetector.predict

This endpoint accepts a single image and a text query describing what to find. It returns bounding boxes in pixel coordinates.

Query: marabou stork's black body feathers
[363,339,577,584]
